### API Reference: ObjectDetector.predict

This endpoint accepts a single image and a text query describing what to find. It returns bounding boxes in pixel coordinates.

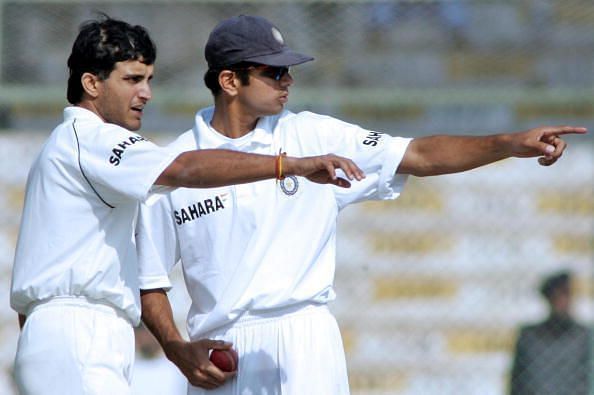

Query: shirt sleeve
[136,197,180,291]
[298,113,411,209]
[76,122,179,203]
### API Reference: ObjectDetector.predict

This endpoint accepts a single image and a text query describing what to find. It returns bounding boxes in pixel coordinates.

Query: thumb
[331,178,351,188]
[532,140,555,156]
[204,339,233,350]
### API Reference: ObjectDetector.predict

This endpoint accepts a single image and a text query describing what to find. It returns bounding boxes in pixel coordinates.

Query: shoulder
[167,129,197,152]
[278,110,360,136]
[517,323,543,337]
[572,321,591,335]
[284,110,343,125]
[72,118,147,150]
[63,106,147,144]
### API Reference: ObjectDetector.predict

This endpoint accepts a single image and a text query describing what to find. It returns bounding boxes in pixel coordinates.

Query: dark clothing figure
[510,272,591,395]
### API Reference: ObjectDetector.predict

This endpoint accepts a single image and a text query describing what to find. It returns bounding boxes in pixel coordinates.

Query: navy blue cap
[205,15,314,68]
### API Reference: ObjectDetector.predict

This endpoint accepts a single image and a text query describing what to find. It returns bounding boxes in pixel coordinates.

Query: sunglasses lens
[264,66,289,80]
[272,67,284,80]
[248,65,290,80]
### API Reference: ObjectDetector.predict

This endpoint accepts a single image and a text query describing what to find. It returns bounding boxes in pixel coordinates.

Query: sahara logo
[174,193,228,225]
[109,135,148,166]
[362,131,383,147]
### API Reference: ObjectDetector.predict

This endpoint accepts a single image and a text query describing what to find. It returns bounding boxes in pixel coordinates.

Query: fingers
[323,158,337,180]
[202,361,235,381]
[538,135,566,160]
[331,177,351,188]
[292,154,365,183]
[330,155,365,181]
[304,171,352,187]
[179,339,235,390]
[532,130,568,166]
[197,371,237,388]
[517,126,569,159]
[187,357,235,389]
[302,154,365,187]
[206,339,233,351]
[540,125,587,137]
[534,140,556,157]
[222,371,237,381]
[538,156,557,166]
[549,137,566,158]
[188,368,225,390]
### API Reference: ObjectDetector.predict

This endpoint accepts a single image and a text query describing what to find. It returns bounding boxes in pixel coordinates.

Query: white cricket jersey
[11,106,179,325]
[136,107,411,337]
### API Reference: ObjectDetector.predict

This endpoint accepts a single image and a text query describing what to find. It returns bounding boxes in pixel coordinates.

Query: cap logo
[271,27,284,45]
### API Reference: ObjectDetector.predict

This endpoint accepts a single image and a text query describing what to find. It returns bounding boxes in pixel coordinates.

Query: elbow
[157,152,208,188]
[398,144,435,177]
[397,162,436,177]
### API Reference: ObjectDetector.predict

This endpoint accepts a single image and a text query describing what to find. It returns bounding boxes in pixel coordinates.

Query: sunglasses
[229,65,290,81]
[253,65,291,81]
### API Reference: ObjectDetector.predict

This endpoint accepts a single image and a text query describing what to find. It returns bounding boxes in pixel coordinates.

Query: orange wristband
[275,149,286,181]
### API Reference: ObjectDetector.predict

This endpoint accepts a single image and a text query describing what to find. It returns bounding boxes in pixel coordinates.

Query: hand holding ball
[209,349,238,372]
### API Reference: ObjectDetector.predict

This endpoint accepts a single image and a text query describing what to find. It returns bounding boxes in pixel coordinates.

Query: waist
[232,301,330,328]
[26,295,132,325]
[192,302,332,342]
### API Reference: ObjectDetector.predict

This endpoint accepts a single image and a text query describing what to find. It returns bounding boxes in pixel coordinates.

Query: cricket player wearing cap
[9,16,364,395]
[136,14,586,394]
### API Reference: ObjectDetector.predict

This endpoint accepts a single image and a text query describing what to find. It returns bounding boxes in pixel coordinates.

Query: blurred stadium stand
[0,1,593,394]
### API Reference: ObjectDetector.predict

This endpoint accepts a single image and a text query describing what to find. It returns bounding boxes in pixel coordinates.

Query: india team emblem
[271,27,284,45]
[280,175,299,196]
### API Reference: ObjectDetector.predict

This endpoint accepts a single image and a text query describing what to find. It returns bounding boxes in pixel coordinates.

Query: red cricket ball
[209,349,239,372]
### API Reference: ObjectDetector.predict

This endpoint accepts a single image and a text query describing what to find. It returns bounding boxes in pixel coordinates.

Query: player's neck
[211,105,258,139]
[76,101,104,122]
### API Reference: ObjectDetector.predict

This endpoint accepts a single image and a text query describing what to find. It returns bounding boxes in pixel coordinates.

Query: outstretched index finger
[540,126,587,138]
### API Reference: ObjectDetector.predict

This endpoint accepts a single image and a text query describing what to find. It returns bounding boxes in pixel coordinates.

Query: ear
[218,70,240,97]
[81,72,102,99]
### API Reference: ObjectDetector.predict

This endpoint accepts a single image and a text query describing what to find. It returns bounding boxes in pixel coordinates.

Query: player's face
[237,65,293,117]
[551,287,571,316]
[95,60,153,131]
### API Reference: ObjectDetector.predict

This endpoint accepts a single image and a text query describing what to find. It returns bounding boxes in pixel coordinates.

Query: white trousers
[189,303,350,395]
[14,297,135,395]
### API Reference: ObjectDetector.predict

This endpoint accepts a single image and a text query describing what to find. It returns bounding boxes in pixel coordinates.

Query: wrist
[163,338,187,362]
[282,156,298,176]
[487,133,512,158]
[274,151,287,180]
[151,326,185,359]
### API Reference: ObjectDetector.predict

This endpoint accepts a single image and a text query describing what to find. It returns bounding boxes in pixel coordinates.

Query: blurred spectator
[131,324,187,395]
[509,270,591,395]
